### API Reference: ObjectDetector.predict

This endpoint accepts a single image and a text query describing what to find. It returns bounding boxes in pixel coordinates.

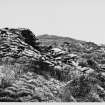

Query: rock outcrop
[0,28,66,102]
[0,28,105,102]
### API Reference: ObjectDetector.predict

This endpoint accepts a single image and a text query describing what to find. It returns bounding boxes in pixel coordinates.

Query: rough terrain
[0,28,105,102]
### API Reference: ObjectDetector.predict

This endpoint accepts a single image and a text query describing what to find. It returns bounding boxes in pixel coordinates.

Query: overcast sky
[0,0,105,44]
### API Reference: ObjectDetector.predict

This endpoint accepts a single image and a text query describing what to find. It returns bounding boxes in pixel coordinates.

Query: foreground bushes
[0,64,24,88]
[62,71,105,102]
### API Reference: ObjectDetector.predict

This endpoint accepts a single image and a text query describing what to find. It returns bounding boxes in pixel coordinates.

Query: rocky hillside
[0,28,105,102]
[38,34,102,53]
[37,34,85,47]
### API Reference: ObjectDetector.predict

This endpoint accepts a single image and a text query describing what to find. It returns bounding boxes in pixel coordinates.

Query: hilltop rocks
[0,28,40,58]
[0,28,41,67]
[0,28,105,102]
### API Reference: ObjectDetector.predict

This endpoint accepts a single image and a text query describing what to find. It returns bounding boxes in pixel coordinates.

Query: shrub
[0,64,23,88]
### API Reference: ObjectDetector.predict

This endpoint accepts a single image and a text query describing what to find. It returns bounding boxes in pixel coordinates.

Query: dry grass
[0,64,23,88]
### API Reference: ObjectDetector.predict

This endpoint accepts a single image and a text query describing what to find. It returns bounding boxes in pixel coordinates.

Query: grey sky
[0,0,105,44]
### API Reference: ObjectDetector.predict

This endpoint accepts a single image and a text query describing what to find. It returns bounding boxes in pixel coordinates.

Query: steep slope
[0,28,105,102]
[0,28,66,102]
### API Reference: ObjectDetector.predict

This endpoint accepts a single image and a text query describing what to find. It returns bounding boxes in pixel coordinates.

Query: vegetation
[0,29,105,102]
